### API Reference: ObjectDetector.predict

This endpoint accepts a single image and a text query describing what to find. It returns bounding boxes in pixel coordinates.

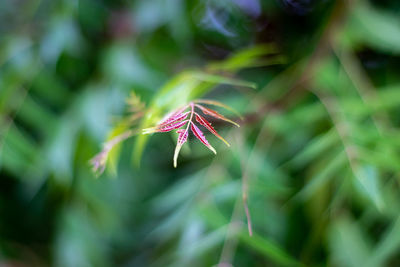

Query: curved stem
[185,102,195,133]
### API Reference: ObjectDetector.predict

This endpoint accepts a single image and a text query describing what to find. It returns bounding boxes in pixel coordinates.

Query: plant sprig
[142,99,240,167]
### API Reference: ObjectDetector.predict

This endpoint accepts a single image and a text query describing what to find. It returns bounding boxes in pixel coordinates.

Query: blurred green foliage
[1,0,400,266]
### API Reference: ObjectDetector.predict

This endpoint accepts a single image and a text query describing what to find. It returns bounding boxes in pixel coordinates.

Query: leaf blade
[195,104,240,127]
[173,128,189,167]
[193,99,242,119]
[195,114,230,147]
[190,123,216,154]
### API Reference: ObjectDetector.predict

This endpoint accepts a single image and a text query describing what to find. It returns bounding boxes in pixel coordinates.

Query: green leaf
[329,216,372,267]
[354,165,385,212]
[344,2,400,54]
[105,122,131,176]
[192,71,256,88]
[239,231,302,267]
[208,44,283,71]
[286,129,339,169]
[17,95,57,136]
[368,216,400,267]
[175,225,227,261]
[293,150,348,202]
[341,85,400,117]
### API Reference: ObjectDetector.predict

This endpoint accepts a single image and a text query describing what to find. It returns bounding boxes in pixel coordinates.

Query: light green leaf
[354,165,385,212]
[208,44,283,71]
[344,2,400,54]
[286,129,339,169]
[368,216,400,267]
[329,216,372,267]
[293,150,347,202]
[239,231,302,267]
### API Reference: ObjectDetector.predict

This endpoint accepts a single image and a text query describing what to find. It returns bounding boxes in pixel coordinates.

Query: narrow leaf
[195,104,240,127]
[192,72,257,89]
[159,111,189,126]
[239,231,302,267]
[177,129,189,145]
[159,106,189,125]
[190,123,216,154]
[173,129,189,167]
[143,120,187,134]
[195,114,230,147]
[193,99,243,119]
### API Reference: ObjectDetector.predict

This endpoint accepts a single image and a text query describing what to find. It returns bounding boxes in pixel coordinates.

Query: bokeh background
[2,0,400,266]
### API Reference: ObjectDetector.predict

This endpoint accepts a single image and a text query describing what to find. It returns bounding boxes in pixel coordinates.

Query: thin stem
[90,129,138,175]
[312,90,358,172]
[333,45,387,136]
[104,130,136,150]
[217,195,242,266]
[185,102,195,132]
[242,193,253,236]
[194,103,204,110]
